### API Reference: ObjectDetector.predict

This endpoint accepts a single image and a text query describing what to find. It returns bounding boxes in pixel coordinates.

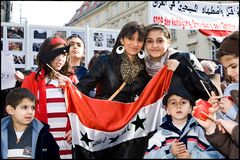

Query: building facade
[1,1,12,22]
[66,1,238,60]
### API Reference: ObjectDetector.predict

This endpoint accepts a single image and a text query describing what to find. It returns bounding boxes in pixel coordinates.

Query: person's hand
[64,130,72,144]
[192,106,217,135]
[217,119,238,135]
[207,91,221,113]
[54,72,72,86]
[166,59,180,71]
[15,70,25,82]
[176,149,191,159]
[219,97,235,114]
[170,139,186,156]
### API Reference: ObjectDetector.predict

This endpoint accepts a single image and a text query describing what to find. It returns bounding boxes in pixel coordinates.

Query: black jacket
[76,55,151,103]
[169,52,219,101]
[35,122,60,160]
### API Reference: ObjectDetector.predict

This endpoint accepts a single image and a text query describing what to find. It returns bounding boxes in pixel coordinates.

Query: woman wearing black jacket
[76,21,151,103]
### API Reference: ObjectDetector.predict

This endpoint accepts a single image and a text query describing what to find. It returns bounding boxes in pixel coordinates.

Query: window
[95,15,100,25]
[112,3,119,15]
[171,29,177,40]
[188,30,196,35]
[211,44,218,60]
[125,2,130,9]
[188,43,197,55]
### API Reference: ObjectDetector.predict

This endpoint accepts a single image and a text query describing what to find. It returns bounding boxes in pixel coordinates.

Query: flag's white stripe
[69,98,166,152]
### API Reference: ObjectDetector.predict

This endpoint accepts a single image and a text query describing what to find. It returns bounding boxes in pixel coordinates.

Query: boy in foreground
[144,86,224,159]
[1,87,60,159]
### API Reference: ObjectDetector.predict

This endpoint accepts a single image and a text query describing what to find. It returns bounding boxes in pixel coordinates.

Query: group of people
[1,21,239,159]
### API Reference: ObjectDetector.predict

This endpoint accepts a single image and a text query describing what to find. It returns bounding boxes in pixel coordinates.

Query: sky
[11,1,84,26]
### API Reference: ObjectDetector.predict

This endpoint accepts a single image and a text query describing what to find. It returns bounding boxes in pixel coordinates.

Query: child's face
[220,55,239,83]
[7,98,35,130]
[68,37,85,60]
[166,94,192,123]
[50,44,67,71]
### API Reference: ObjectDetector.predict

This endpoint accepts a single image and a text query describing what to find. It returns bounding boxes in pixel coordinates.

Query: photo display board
[1,22,120,71]
[1,23,27,69]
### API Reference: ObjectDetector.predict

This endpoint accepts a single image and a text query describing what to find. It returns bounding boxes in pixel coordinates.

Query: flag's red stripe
[199,29,232,37]
[65,66,172,131]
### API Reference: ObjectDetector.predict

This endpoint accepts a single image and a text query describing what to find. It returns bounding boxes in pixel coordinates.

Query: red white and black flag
[199,29,233,48]
[63,66,173,158]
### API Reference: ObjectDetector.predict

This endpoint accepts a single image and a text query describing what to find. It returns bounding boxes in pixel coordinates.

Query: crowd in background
[1,21,239,159]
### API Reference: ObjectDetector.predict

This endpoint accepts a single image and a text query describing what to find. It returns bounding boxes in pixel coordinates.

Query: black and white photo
[94,32,104,47]
[7,26,24,39]
[32,42,42,52]
[33,29,47,39]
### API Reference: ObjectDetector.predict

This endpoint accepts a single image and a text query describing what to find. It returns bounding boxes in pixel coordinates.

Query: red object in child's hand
[193,99,212,121]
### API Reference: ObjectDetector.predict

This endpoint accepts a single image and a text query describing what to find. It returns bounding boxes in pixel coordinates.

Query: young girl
[144,23,219,102]
[21,36,77,159]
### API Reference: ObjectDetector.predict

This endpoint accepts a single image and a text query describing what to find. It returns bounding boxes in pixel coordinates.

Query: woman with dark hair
[67,34,87,80]
[21,35,77,159]
[144,23,219,102]
[76,21,151,102]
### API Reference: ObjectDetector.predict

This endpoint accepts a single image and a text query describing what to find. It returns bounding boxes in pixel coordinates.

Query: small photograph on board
[13,54,25,64]
[70,31,85,41]
[32,42,42,52]
[93,32,104,47]
[8,41,23,51]
[53,30,67,39]
[106,33,116,48]
[33,29,47,39]
[7,26,24,39]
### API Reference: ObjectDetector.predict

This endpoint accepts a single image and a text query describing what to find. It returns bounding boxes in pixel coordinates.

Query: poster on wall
[70,31,86,42]
[33,29,47,39]
[8,41,23,51]
[52,30,67,39]
[32,42,42,52]
[7,26,24,39]
[93,32,104,48]
[106,33,117,49]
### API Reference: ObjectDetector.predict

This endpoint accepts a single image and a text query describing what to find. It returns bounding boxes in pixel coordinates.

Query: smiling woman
[12,1,83,26]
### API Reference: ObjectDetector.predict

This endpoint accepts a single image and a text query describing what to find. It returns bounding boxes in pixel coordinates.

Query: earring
[116,45,125,54]
[138,50,145,59]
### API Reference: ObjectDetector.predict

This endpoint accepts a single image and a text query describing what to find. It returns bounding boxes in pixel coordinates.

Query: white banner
[149,1,239,31]
[1,54,16,90]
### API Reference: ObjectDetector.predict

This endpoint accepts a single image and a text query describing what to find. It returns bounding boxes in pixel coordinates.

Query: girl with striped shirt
[22,36,78,159]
